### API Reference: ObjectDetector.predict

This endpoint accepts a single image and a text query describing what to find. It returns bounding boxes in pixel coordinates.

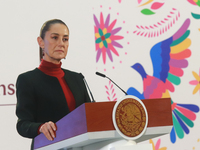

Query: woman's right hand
[39,121,57,141]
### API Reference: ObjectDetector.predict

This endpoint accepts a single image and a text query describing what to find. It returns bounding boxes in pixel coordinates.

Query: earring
[42,48,45,56]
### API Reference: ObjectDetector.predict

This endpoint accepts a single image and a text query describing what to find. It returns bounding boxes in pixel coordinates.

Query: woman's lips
[55,50,64,53]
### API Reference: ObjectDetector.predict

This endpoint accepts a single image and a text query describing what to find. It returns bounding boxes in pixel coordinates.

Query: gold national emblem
[115,98,146,137]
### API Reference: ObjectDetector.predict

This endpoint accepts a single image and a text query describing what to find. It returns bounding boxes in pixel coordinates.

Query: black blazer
[16,68,91,139]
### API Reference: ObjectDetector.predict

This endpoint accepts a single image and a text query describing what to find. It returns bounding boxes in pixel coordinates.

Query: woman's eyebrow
[51,33,69,37]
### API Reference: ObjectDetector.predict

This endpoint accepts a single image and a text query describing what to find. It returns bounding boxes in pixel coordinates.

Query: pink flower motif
[138,0,142,4]
[105,81,117,101]
[187,0,200,6]
[94,12,124,64]
[118,0,122,3]
[149,139,167,150]
[187,0,197,5]
[151,2,164,10]
[139,0,166,15]
[189,68,200,95]
[133,8,180,37]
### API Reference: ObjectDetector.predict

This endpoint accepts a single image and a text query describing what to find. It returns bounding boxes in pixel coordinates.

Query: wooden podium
[34,98,172,150]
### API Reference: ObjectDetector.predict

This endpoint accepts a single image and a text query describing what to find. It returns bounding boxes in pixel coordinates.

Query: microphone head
[96,72,106,78]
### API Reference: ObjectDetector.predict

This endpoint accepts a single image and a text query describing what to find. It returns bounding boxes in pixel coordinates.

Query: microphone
[96,72,106,78]
[95,72,128,95]
[81,73,95,103]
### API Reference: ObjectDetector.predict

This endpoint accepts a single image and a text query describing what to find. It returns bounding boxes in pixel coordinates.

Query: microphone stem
[83,78,95,102]
[106,76,128,95]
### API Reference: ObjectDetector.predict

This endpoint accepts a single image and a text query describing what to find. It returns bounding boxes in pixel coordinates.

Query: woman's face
[38,23,69,64]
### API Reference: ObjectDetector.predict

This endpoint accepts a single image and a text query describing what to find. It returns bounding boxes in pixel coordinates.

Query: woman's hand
[39,121,57,141]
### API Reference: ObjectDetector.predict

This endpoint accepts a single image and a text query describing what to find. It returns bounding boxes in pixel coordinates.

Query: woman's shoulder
[17,68,44,83]
[62,69,83,78]
[18,68,40,77]
[62,69,79,75]
[16,69,41,86]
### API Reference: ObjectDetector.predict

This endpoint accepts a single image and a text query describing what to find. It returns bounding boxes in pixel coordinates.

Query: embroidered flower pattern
[138,0,165,15]
[105,80,117,101]
[96,28,111,49]
[188,0,200,6]
[191,13,200,19]
[94,12,124,64]
[189,69,200,95]
[149,139,167,150]
[133,8,180,37]
[170,99,199,143]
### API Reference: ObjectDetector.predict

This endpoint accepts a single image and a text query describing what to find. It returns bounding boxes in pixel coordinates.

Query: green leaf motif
[170,30,190,46]
[191,13,200,19]
[167,73,181,85]
[96,38,102,44]
[196,1,200,7]
[172,113,184,139]
[105,33,111,39]
[103,40,108,48]
[98,28,103,36]
[141,9,155,15]
[174,109,194,128]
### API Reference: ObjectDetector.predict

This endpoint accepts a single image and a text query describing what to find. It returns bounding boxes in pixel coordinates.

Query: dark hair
[39,19,69,61]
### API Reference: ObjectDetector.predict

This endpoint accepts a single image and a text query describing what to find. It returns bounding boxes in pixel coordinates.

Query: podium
[34,98,172,150]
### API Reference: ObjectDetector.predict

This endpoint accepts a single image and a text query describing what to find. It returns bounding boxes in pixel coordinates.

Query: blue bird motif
[127,18,199,143]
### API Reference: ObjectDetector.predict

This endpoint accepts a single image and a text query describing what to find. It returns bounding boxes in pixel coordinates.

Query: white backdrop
[0,0,200,149]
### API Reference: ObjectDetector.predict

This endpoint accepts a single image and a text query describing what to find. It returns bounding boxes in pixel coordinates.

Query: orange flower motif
[189,69,200,95]
[149,139,167,150]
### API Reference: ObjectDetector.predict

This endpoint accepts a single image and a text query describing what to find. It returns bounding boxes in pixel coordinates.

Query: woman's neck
[43,56,61,64]
[38,59,64,77]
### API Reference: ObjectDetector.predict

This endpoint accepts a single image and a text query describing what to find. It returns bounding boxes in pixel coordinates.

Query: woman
[15,19,91,149]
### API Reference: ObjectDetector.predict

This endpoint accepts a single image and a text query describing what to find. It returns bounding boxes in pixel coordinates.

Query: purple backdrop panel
[34,103,87,149]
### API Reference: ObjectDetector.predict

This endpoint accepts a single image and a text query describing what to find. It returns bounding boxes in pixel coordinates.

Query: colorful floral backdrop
[0,0,199,149]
